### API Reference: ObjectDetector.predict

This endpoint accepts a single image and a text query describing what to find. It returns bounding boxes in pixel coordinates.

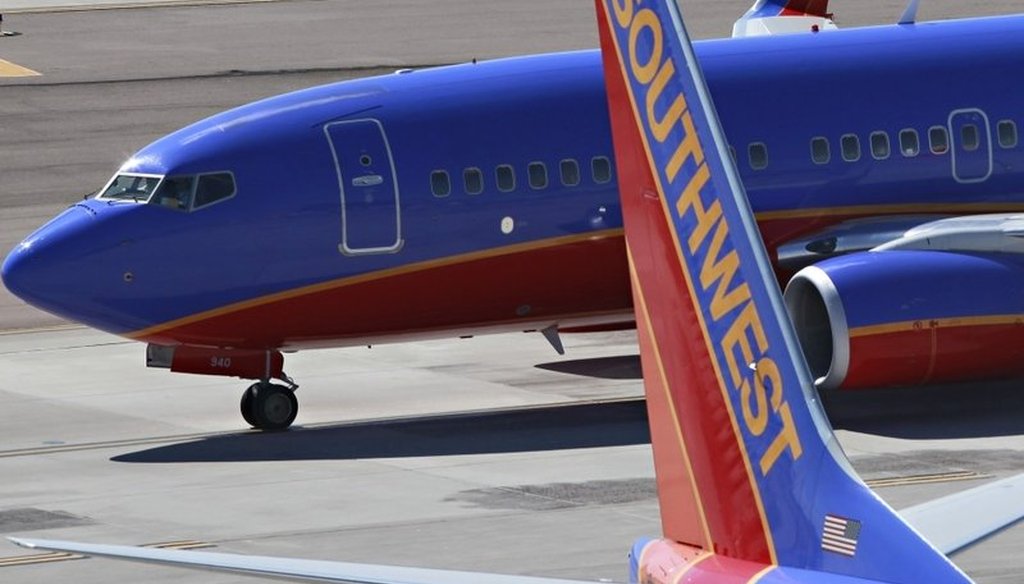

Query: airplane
[10,0,1024,579]
[7,0,1024,430]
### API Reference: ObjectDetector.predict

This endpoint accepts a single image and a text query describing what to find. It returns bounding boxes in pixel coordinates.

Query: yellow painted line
[145,540,214,550]
[865,470,984,489]
[0,540,213,568]
[0,323,85,336]
[0,551,83,567]
[0,58,40,78]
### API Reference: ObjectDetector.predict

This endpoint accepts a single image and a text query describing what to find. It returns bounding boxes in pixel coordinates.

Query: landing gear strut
[241,380,298,431]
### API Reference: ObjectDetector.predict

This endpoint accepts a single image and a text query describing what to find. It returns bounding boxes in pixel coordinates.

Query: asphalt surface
[0,1,1023,582]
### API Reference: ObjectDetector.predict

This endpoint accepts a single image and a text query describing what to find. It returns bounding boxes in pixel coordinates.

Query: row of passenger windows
[739,120,1019,170]
[431,156,613,197]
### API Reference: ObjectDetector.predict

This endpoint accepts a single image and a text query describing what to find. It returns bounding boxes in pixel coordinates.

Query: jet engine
[784,249,1024,389]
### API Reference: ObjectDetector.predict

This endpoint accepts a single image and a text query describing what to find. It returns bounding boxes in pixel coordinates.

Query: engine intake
[784,250,1024,390]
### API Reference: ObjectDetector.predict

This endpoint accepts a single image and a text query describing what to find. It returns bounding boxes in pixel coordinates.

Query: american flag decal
[821,514,861,557]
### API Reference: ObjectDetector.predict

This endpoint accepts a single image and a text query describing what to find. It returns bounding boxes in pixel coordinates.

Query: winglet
[594,0,970,581]
[898,0,921,25]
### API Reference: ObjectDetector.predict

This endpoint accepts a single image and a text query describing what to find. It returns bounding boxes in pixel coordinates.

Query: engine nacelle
[784,250,1024,389]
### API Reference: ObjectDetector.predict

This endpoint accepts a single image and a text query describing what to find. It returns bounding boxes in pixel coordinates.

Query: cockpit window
[152,176,195,211]
[194,173,236,209]
[98,171,235,211]
[99,174,161,202]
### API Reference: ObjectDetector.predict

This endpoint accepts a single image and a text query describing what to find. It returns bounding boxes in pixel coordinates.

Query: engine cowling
[784,250,1024,390]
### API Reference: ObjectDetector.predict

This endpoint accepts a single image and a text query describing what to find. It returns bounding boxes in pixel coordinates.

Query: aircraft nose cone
[2,205,97,314]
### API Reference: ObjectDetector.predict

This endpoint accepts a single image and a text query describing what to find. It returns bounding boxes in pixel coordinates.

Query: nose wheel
[240,381,298,431]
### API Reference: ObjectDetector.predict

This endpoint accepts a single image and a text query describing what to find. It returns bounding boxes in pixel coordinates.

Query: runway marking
[6,0,284,15]
[0,540,213,568]
[0,59,40,77]
[0,323,84,336]
[865,470,985,489]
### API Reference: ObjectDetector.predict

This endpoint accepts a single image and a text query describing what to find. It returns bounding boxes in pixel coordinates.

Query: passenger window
[869,132,890,160]
[495,165,515,192]
[193,173,236,209]
[929,126,949,154]
[592,156,612,183]
[559,159,580,187]
[528,162,548,189]
[998,120,1018,149]
[153,176,195,211]
[430,170,451,197]
[463,168,483,195]
[748,142,768,170]
[810,137,830,165]
[841,134,861,162]
[899,129,920,157]
[961,124,980,151]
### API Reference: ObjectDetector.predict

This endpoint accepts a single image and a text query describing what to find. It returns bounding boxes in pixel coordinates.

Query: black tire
[240,383,260,428]
[250,383,298,431]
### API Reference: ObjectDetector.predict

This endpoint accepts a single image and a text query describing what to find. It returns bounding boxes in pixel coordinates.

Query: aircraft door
[948,109,992,183]
[324,119,402,255]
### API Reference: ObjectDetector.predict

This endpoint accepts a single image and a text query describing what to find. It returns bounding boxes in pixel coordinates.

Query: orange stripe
[754,201,1024,222]
[629,247,713,550]
[850,314,1024,337]
[600,0,776,562]
[748,565,777,583]
[670,551,715,584]
[128,228,624,340]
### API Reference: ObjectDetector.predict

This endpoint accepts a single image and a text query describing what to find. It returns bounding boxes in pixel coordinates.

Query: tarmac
[0,1,1022,582]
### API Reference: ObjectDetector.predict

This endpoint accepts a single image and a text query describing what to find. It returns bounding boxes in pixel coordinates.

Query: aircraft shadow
[113,399,651,464]
[534,355,642,379]
[824,377,1024,439]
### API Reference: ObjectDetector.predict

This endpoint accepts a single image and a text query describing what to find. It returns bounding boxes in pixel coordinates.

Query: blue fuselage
[5,15,1024,349]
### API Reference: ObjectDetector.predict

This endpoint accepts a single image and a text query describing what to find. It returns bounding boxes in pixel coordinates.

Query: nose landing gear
[241,379,299,431]
[146,344,301,431]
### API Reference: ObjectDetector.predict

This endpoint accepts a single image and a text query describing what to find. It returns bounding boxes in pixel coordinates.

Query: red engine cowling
[783,250,1024,390]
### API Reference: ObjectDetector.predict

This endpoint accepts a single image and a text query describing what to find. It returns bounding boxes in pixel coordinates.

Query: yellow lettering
[645,60,687,143]
[612,0,634,29]
[701,219,752,320]
[721,302,767,388]
[675,163,716,252]
[740,378,767,437]
[665,111,704,183]
[759,402,803,474]
[629,9,663,84]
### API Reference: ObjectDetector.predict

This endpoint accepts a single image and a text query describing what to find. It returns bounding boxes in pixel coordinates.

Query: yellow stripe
[850,314,1024,338]
[754,201,1024,222]
[0,58,40,77]
[670,551,714,584]
[748,565,777,583]
[128,228,624,339]
[601,1,777,563]
[629,248,714,549]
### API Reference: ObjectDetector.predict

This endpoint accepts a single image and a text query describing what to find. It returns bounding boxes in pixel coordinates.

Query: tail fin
[744,0,830,18]
[733,0,837,37]
[594,1,970,581]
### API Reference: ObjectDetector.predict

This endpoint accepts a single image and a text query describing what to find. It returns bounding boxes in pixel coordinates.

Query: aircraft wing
[8,537,595,584]
[900,472,1024,555]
